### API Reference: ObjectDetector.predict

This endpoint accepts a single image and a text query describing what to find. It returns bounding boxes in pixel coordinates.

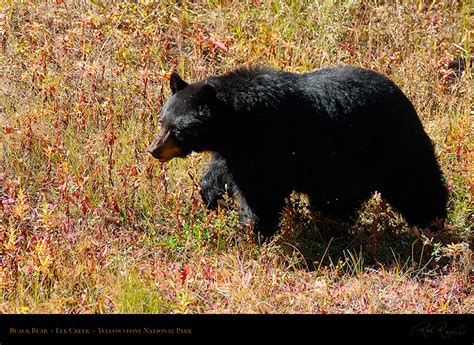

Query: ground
[0,0,472,313]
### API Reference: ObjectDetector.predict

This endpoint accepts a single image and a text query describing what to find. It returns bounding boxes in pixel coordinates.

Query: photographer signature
[411,321,468,340]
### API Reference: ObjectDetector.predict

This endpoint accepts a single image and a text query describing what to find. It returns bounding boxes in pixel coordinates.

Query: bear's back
[296,66,408,120]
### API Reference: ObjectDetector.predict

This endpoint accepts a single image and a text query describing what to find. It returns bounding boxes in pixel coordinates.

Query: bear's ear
[198,83,216,101]
[170,72,188,94]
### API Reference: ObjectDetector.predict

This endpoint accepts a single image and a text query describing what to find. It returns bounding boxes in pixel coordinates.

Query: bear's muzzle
[147,130,182,163]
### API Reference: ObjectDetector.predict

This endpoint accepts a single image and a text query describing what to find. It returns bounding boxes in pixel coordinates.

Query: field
[0,0,472,314]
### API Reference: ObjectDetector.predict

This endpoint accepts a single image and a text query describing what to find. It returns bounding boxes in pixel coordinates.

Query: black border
[0,314,472,344]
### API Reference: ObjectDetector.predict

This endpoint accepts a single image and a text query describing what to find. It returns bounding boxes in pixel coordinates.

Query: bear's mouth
[147,130,183,162]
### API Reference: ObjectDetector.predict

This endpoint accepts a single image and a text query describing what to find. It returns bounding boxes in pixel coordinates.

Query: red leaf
[2,125,14,134]
[213,40,228,53]
[339,42,355,56]
[180,267,188,285]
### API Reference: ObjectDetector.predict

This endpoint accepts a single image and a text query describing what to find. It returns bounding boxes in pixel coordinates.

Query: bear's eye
[170,127,180,137]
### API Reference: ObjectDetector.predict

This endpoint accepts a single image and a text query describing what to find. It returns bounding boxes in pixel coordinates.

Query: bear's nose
[146,144,161,158]
[147,131,182,162]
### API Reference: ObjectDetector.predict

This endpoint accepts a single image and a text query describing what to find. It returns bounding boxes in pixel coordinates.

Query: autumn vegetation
[0,0,472,313]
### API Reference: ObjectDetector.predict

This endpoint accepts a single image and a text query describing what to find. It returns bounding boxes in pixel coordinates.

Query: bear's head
[147,72,219,162]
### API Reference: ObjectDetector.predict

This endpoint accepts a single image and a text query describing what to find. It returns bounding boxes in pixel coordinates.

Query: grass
[0,0,472,314]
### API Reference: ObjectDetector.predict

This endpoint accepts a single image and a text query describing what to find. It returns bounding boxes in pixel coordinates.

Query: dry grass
[0,0,472,314]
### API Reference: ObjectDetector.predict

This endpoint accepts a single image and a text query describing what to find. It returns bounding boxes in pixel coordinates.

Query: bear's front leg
[237,186,289,239]
[200,153,236,209]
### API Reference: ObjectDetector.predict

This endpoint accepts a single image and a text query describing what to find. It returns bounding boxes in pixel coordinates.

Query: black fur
[153,65,448,237]
[200,153,236,209]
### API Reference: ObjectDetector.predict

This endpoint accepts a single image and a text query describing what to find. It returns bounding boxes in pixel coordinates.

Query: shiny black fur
[159,65,448,237]
[200,153,236,209]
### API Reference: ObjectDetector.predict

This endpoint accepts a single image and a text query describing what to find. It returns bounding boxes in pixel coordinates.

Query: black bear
[147,65,448,238]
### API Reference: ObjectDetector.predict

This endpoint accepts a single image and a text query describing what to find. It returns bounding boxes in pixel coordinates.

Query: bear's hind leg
[380,163,448,231]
